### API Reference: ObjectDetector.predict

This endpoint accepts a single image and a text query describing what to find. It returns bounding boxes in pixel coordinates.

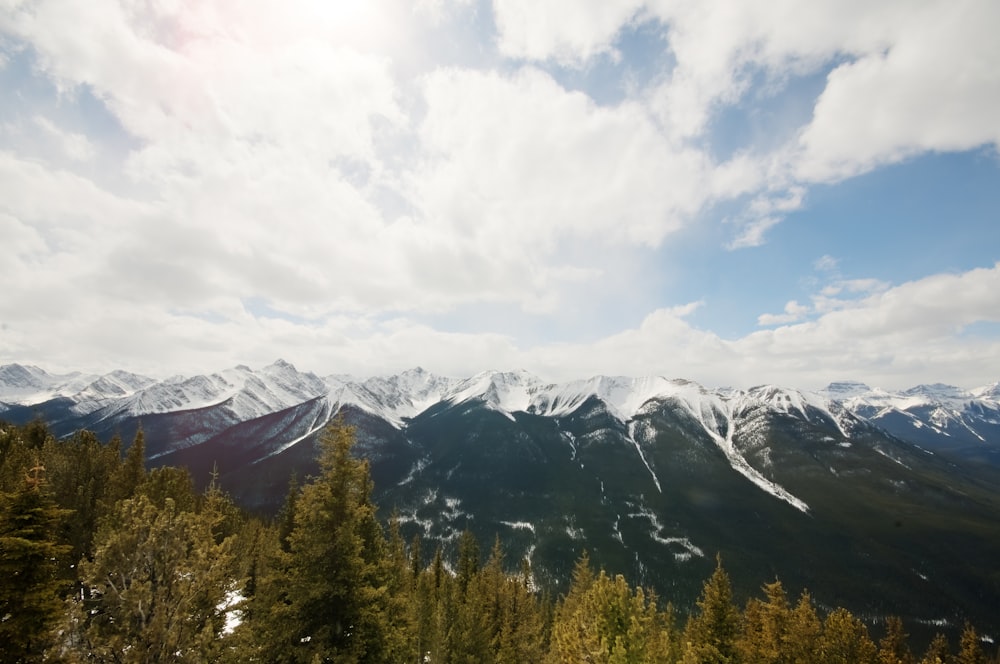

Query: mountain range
[3,360,1000,641]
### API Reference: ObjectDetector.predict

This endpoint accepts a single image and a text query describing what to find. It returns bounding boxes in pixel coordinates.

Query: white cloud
[1,0,997,391]
[814,255,839,272]
[32,116,96,161]
[413,66,717,247]
[537,263,1000,389]
[796,0,1000,181]
[757,301,809,327]
[492,0,646,64]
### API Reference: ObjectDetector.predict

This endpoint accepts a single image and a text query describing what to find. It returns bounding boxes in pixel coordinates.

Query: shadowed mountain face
[3,363,1000,642]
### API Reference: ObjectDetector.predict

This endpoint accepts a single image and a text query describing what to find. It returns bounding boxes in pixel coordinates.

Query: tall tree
[782,591,821,664]
[548,553,673,664]
[877,616,915,664]
[737,580,790,664]
[954,623,986,664]
[682,556,741,664]
[0,466,71,663]
[919,633,950,664]
[250,420,402,663]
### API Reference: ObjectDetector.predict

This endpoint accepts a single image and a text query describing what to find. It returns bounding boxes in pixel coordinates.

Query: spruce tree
[877,616,915,664]
[782,591,821,664]
[682,556,741,664]
[817,607,877,664]
[919,633,950,664]
[0,467,71,662]
[737,579,789,664]
[954,623,986,664]
[547,554,673,664]
[254,420,400,663]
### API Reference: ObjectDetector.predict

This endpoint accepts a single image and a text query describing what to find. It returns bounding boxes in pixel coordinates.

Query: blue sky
[1,0,998,390]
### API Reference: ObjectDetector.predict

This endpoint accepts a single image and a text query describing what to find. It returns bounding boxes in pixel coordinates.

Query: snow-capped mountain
[823,380,1000,454]
[3,362,998,464]
[3,361,1000,638]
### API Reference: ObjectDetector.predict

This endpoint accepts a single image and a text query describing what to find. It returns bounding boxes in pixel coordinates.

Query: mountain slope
[3,362,1000,640]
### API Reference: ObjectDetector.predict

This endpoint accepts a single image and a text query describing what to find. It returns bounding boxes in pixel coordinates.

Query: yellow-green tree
[548,552,675,663]
[737,580,790,664]
[954,623,986,664]
[682,556,741,664]
[877,616,914,664]
[919,633,949,664]
[817,607,877,664]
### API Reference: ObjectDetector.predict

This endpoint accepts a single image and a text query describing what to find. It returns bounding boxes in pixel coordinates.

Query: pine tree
[70,483,236,662]
[737,579,790,664]
[446,532,493,663]
[919,633,950,664]
[277,472,299,553]
[954,623,986,664]
[817,607,877,664]
[40,429,122,569]
[877,616,915,664]
[456,528,481,593]
[547,552,673,664]
[251,420,400,663]
[682,556,741,664]
[106,427,147,505]
[782,591,821,664]
[0,467,72,662]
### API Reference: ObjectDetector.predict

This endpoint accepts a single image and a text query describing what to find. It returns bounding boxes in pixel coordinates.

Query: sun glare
[305,0,398,52]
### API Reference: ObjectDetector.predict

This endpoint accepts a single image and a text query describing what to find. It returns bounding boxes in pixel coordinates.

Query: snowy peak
[903,383,968,401]
[823,381,872,398]
[972,382,1000,400]
[2,362,998,458]
[0,363,51,391]
[444,370,544,415]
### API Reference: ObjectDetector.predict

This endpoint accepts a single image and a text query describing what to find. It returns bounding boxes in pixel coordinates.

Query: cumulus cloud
[544,263,1000,389]
[0,0,997,390]
[492,0,646,64]
[796,0,1000,182]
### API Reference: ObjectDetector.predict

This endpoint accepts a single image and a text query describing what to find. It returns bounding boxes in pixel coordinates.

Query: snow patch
[627,421,662,493]
[500,520,535,534]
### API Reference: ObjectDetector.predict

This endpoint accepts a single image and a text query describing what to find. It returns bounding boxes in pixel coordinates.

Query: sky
[1,0,999,390]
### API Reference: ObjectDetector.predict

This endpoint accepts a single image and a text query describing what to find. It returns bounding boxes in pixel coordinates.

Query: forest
[1,418,997,663]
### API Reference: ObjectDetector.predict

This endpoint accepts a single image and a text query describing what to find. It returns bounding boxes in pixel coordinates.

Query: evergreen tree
[782,591,821,664]
[547,553,673,664]
[0,467,72,663]
[250,420,401,663]
[919,633,950,664]
[40,429,122,570]
[737,579,790,664]
[277,472,299,553]
[446,531,492,663]
[954,623,986,664]
[456,528,481,593]
[70,489,236,662]
[817,607,877,664]
[106,427,147,505]
[682,556,741,664]
[877,616,915,664]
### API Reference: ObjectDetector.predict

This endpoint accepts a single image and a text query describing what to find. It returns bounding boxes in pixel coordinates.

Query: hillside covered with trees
[1,418,996,663]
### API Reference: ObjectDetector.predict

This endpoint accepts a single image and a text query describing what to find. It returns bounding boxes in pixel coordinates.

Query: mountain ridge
[3,360,1000,640]
[3,360,998,462]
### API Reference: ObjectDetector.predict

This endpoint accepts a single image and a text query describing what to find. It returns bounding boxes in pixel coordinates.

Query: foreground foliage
[0,418,996,663]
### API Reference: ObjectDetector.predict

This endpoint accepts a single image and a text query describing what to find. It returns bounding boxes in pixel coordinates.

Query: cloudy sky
[1,0,999,389]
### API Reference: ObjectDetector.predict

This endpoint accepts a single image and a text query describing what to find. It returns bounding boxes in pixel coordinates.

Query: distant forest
[1,418,996,663]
